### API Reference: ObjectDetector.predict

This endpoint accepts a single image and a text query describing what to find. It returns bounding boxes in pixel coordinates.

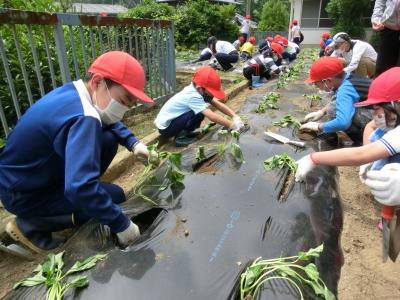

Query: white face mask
[95,99,130,125]
[94,82,130,125]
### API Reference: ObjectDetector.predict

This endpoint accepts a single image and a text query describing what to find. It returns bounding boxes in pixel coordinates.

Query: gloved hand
[299,122,320,133]
[365,163,400,206]
[304,110,324,122]
[359,162,372,184]
[295,154,317,182]
[231,116,245,131]
[116,220,140,247]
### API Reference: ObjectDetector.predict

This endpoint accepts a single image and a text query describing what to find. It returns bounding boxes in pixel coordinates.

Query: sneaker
[175,135,197,147]
[6,218,44,254]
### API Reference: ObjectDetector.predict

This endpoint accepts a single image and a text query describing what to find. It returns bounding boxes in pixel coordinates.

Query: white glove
[304,110,324,122]
[232,116,245,131]
[358,162,372,184]
[133,142,150,158]
[116,220,141,247]
[300,122,320,133]
[279,65,289,73]
[295,154,317,182]
[365,163,400,206]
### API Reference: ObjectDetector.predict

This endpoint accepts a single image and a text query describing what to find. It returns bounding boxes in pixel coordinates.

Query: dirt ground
[337,166,400,299]
[1,73,400,299]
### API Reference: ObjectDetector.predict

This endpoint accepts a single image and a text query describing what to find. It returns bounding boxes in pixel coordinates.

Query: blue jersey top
[322,74,371,133]
[323,38,333,48]
[0,80,138,232]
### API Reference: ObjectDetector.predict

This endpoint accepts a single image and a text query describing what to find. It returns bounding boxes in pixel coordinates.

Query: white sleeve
[344,41,366,73]
[379,126,400,156]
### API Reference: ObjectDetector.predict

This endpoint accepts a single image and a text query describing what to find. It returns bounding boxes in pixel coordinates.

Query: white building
[289,0,374,45]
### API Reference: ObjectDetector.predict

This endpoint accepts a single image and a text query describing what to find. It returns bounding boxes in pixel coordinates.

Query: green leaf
[217,143,226,156]
[65,254,107,276]
[195,146,206,162]
[13,273,46,289]
[230,130,240,142]
[230,143,244,162]
[168,152,182,168]
[66,275,89,289]
[169,169,185,186]
[146,142,159,152]
[217,129,228,137]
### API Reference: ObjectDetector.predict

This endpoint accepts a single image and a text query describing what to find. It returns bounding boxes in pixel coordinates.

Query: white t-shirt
[154,83,208,130]
[240,19,250,34]
[331,40,377,73]
[291,25,301,38]
[201,48,212,56]
[216,41,236,54]
[379,126,400,156]
[287,41,299,54]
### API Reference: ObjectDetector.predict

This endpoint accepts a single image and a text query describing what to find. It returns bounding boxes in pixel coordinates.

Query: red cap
[192,66,226,100]
[355,67,400,107]
[273,35,281,43]
[320,32,331,39]
[88,51,154,104]
[99,11,107,17]
[292,19,298,25]
[305,57,344,83]
[249,36,256,44]
[246,15,251,20]
[270,43,284,58]
[239,36,245,42]
[279,37,288,47]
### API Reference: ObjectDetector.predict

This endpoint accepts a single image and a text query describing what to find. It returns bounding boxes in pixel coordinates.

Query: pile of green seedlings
[263,153,298,174]
[254,92,280,113]
[195,130,245,164]
[239,244,336,300]
[216,129,244,162]
[133,143,185,206]
[14,252,106,300]
[272,114,301,128]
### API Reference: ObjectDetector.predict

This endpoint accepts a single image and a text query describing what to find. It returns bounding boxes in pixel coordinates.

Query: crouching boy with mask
[155,66,245,147]
[0,51,155,253]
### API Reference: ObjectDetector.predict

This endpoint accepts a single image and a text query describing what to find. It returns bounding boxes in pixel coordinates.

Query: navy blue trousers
[158,111,205,138]
[215,52,239,71]
[1,128,125,230]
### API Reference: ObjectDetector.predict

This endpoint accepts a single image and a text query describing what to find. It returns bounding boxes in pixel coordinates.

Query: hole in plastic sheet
[262,216,272,241]
[131,207,165,234]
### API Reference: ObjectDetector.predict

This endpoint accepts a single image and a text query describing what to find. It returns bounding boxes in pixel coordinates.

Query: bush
[326,0,371,39]
[258,0,289,32]
[121,0,174,20]
[174,0,239,49]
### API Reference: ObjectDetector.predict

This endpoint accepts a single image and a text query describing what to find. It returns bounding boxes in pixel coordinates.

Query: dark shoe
[6,215,73,253]
[175,130,198,147]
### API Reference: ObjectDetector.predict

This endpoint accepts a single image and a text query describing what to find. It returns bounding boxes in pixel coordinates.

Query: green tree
[174,0,238,49]
[326,0,371,39]
[121,0,175,20]
[258,0,289,32]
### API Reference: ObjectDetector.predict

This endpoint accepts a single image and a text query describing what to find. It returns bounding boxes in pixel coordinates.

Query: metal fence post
[53,21,71,84]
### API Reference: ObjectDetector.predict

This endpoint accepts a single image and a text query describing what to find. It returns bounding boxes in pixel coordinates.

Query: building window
[301,0,374,29]
[301,0,333,28]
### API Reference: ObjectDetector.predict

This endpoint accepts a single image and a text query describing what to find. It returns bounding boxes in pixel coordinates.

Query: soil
[337,166,400,299]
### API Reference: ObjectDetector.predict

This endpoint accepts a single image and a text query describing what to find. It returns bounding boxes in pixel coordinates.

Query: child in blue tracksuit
[0,51,154,252]
[301,57,373,146]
